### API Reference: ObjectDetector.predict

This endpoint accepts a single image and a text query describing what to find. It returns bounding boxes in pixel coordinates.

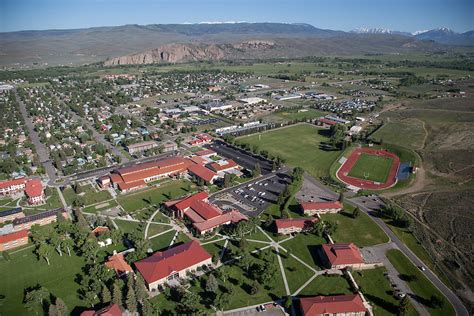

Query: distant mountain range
[352,27,474,46]
[0,23,472,68]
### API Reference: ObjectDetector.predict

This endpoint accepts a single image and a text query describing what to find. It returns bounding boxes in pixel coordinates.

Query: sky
[0,0,473,33]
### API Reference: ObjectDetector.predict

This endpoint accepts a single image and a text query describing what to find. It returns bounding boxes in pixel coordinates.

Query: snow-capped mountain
[351,28,411,36]
[414,27,473,46]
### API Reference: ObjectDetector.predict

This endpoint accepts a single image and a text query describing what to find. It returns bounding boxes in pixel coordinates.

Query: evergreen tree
[135,274,148,303]
[126,278,137,313]
[101,286,112,303]
[205,274,219,293]
[112,281,122,307]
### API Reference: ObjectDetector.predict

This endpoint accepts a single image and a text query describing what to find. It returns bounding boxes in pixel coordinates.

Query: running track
[337,148,400,190]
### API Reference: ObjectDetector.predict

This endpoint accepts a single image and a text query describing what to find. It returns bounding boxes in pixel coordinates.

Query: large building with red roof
[275,218,317,235]
[24,179,45,205]
[188,163,218,184]
[300,201,343,216]
[165,191,247,235]
[0,177,44,205]
[134,240,212,290]
[322,243,365,269]
[299,294,367,316]
[0,229,28,251]
[98,157,193,193]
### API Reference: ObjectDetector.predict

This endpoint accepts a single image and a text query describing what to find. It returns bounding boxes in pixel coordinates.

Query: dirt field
[380,90,474,308]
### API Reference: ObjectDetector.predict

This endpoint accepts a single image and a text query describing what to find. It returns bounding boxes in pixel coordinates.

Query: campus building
[321,243,365,269]
[299,294,367,316]
[0,229,29,251]
[275,218,317,235]
[98,157,193,193]
[105,251,134,277]
[134,241,212,290]
[0,177,44,205]
[300,201,343,216]
[12,209,68,231]
[165,191,247,235]
[126,141,159,155]
[0,207,25,224]
[187,163,218,184]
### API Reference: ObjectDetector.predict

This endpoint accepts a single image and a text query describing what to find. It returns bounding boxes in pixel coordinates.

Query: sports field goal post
[364,172,370,179]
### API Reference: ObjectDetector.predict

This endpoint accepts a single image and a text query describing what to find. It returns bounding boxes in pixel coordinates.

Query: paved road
[15,90,58,182]
[348,196,469,316]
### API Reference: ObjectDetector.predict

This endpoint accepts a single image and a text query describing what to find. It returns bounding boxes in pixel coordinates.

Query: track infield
[337,148,400,190]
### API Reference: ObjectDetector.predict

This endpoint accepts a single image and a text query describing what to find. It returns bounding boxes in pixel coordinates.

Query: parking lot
[211,171,291,218]
[205,140,274,175]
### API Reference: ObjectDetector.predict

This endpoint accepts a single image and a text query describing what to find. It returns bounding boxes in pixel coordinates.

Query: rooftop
[300,294,367,315]
[322,242,364,266]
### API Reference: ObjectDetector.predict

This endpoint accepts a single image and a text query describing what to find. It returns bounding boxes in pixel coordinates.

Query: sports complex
[336,147,401,190]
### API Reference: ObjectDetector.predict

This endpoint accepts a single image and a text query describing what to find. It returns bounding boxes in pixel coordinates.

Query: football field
[347,153,394,183]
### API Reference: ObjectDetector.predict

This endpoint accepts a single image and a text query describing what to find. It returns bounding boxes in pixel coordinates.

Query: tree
[312,221,325,236]
[253,162,261,177]
[126,276,137,313]
[24,286,49,314]
[112,281,123,307]
[429,295,443,308]
[250,281,261,294]
[101,286,112,304]
[338,191,344,202]
[135,274,148,303]
[37,243,53,265]
[81,238,99,263]
[352,207,360,218]
[206,274,219,293]
[178,291,200,314]
[140,298,154,316]
[48,297,67,316]
[284,296,293,310]
[214,292,229,311]
[324,220,338,236]
[398,296,409,316]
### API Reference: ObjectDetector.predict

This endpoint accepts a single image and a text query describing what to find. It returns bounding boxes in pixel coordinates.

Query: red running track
[337,148,400,190]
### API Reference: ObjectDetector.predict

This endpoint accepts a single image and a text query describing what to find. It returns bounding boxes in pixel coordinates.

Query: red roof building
[105,252,133,277]
[134,240,212,290]
[80,303,123,316]
[208,159,239,173]
[91,226,110,237]
[188,164,218,184]
[24,179,44,205]
[0,177,27,196]
[322,243,365,269]
[194,149,217,157]
[107,157,193,192]
[318,118,339,126]
[0,229,29,251]
[300,294,367,316]
[166,191,247,235]
[275,218,317,235]
[300,201,343,216]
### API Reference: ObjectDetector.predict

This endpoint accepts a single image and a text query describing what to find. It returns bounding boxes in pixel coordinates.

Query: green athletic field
[347,153,393,183]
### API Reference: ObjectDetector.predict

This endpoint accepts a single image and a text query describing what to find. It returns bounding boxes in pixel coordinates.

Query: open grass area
[299,274,353,296]
[386,249,455,316]
[353,267,418,316]
[114,219,142,234]
[82,200,119,213]
[347,153,394,183]
[146,223,173,238]
[273,108,328,122]
[63,184,112,207]
[149,230,175,251]
[0,246,85,315]
[278,250,315,294]
[371,119,426,150]
[321,210,389,247]
[279,233,327,270]
[116,179,194,212]
[237,124,342,178]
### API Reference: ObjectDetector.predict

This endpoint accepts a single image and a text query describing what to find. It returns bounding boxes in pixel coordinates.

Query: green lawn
[237,124,342,178]
[279,233,327,270]
[83,200,118,213]
[278,250,315,294]
[149,230,176,251]
[0,246,85,315]
[354,267,418,316]
[117,180,195,212]
[274,108,328,122]
[348,153,393,183]
[202,240,226,258]
[63,184,112,207]
[146,224,173,238]
[321,210,389,247]
[386,249,455,316]
[299,274,353,296]
[114,219,143,234]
